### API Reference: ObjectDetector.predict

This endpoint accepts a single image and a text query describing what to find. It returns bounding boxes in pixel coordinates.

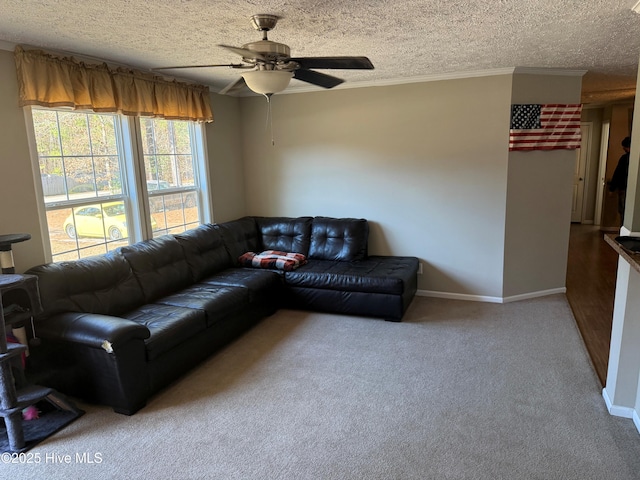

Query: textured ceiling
[1,0,639,103]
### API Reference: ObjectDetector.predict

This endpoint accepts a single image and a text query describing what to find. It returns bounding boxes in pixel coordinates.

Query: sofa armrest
[36,312,150,350]
[32,312,151,415]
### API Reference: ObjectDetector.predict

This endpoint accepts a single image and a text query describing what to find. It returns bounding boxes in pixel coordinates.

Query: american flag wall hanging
[509,104,582,151]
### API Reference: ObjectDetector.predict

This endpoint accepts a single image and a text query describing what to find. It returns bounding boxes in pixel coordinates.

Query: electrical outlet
[418,262,423,275]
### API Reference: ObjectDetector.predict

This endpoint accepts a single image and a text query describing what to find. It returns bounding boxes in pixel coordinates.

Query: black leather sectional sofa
[26,216,418,414]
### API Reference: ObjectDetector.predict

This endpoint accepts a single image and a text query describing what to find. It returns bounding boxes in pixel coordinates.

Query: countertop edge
[604,233,640,275]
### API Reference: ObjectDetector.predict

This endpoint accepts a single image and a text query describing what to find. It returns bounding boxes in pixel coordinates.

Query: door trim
[595,120,611,226]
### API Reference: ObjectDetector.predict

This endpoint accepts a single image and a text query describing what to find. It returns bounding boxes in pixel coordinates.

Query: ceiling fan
[154,14,374,96]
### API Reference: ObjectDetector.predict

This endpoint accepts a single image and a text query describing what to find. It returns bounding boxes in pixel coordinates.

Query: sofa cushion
[215,217,261,263]
[200,268,282,304]
[26,250,145,317]
[284,256,418,295]
[175,224,232,282]
[122,304,206,361]
[309,217,369,261]
[153,284,250,327]
[255,216,312,255]
[120,235,192,302]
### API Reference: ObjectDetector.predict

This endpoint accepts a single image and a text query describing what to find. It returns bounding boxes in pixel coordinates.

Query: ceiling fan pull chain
[263,93,276,146]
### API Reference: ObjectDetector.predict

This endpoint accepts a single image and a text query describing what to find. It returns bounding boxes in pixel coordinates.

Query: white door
[572,123,591,223]
[594,120,610,226]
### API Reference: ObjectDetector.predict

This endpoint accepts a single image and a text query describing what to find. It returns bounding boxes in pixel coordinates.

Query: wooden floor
[565,224,619,387]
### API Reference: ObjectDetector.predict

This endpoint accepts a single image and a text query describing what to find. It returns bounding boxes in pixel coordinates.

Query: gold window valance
[14,46,213,123]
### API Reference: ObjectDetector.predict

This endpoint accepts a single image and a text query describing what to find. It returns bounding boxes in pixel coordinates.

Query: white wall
[603,57,640,432]
[503,73,583,299]
[502,151,575,298]
[0,49,46,271]
[240,76,514,298]
[205,93,245,223]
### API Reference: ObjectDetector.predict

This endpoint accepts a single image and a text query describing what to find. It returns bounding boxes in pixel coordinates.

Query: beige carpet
[5,295,640,479]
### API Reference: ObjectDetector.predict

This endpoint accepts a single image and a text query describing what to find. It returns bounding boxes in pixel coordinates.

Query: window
[29,108,209,262]
[140,118,201,237]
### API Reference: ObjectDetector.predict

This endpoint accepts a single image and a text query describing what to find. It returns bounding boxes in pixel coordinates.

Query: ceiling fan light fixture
[242,70,293,95]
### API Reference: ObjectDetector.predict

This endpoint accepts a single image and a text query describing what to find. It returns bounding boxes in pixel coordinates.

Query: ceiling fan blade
[293,69,344,89]
[153,64,245,71]
[218,76,247,95]
[218,44,267,61]
[289,56,374,70]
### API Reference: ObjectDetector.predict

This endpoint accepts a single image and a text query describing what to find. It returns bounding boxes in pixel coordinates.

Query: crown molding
[513,66,587,77]
[0,40,16,52]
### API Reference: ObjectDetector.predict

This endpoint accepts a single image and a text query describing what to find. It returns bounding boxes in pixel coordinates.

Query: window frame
[24,106,212,262]
[134,118,210,238]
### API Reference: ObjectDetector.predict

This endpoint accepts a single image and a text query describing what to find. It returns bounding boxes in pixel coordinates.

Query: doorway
[571,123,591,222]
[594,120,611,226]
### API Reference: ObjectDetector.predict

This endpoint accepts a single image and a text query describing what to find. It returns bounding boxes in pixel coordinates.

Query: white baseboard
[602,388,635,419]
[634,411,640,435]
[416,290,503,303]
[416,287,566,304]
[502,288,567,303]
